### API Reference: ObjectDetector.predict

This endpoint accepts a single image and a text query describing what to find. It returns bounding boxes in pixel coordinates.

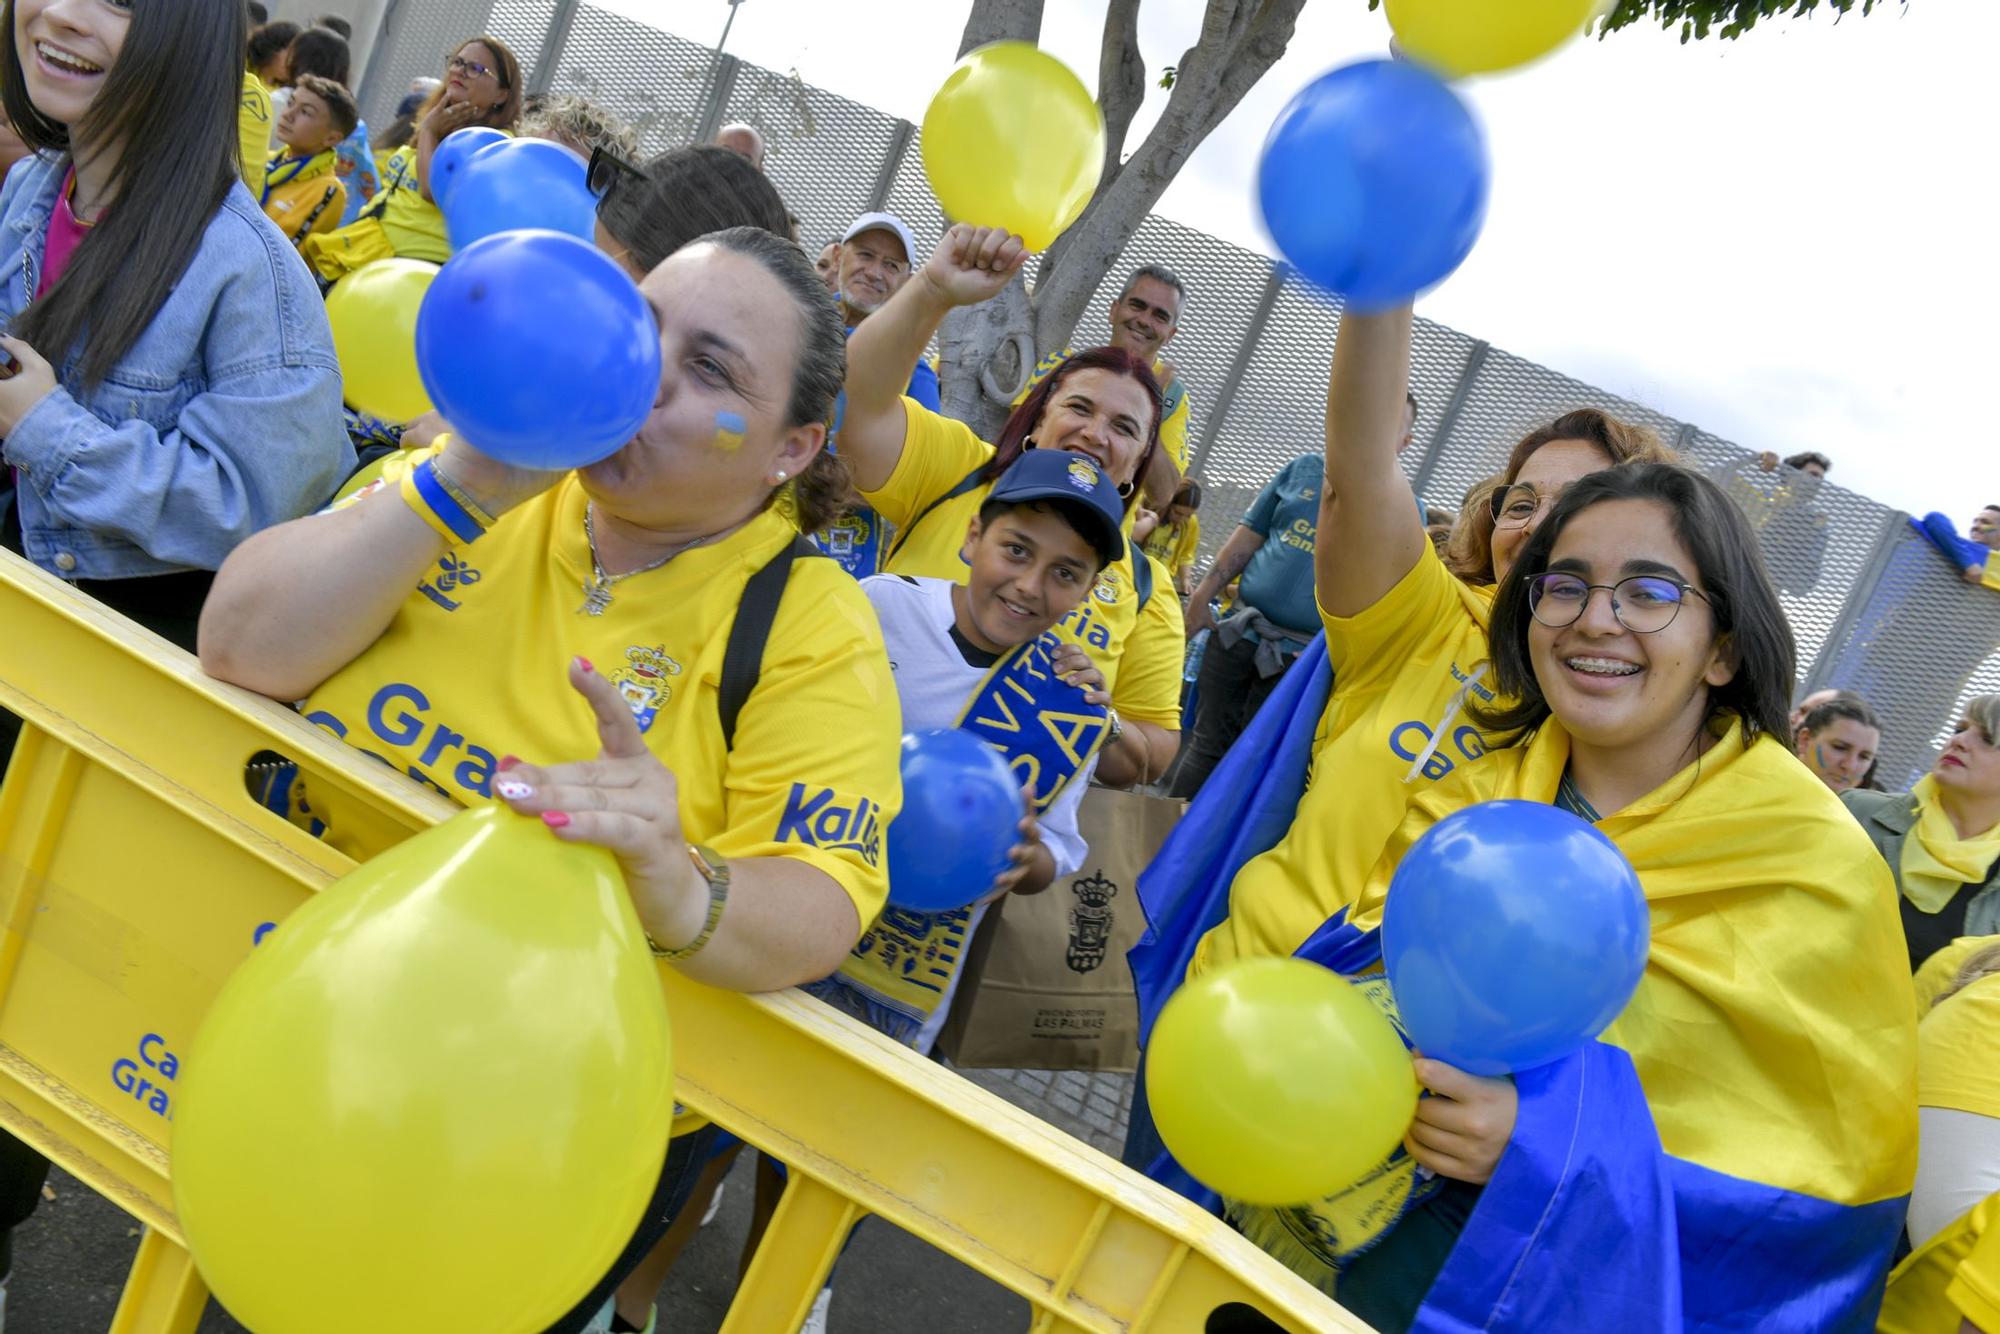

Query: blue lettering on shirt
[776,783,882,867]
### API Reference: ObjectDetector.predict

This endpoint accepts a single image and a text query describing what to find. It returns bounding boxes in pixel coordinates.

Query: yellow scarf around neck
[1901,775,2000,914]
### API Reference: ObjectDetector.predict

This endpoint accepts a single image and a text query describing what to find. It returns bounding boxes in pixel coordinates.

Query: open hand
[921,224,1029,308]
[1404,1057,1518,1185]
[421,97,483,144]
[493,657,705,944]
[1052,642,1110,707]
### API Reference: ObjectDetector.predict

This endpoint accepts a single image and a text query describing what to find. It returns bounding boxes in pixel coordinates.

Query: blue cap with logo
[986,449,1127,568]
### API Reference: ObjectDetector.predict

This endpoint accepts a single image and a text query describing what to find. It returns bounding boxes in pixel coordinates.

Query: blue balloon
[885,729,1024,913]
[429,126,508,210]
[444,138,598,252]
[414,230,661,470]
[1381,800,1648,1075]
[1258,58,1489,309]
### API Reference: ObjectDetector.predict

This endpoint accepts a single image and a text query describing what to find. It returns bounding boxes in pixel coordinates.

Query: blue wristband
[410,458,487,545]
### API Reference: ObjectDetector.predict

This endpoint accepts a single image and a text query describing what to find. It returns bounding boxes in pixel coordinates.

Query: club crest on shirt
[1066,458,1100,491]
[1090,567,1124,605]
[820,510,872,556]
[613,644,682,733]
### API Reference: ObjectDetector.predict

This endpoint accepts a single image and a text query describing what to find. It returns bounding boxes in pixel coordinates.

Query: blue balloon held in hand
[429,126,508,210]
[1259,58,1489,309]
[415,230,661,470]
[444,137,598,251]
[1382,800,1648,1075]
[885,729,1025,913]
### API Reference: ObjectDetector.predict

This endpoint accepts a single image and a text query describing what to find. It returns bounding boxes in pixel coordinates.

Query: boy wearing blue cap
[807,446,1128,1049]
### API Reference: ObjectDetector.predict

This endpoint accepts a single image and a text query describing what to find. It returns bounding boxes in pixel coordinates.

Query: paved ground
[6,1069,1136,1332]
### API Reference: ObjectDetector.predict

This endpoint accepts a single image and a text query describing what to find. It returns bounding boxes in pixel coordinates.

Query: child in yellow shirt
[261,74,354,246]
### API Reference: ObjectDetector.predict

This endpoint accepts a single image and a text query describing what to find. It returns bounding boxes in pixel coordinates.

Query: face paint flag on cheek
[715,410,748,452]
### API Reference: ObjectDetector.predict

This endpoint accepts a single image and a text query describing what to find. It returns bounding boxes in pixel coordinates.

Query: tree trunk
[1041,0,1146,280]
[1031,0,1306,360]
[956,0,1046,56]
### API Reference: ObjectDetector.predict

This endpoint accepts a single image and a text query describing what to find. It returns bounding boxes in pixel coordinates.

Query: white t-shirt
[861,573,1096,1052]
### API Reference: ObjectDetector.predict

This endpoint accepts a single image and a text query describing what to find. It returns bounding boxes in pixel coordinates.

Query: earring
[1021,436,1039,451]
[1117,480,1135,498]
[772,469,789,484]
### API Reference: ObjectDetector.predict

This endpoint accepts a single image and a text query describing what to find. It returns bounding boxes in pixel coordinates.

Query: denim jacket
[0,153,350,580]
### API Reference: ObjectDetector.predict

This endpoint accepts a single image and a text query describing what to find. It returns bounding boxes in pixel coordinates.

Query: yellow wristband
[399,469,463,545]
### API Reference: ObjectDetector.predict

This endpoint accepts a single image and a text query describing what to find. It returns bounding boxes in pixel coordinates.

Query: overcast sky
[630,0,1994,520]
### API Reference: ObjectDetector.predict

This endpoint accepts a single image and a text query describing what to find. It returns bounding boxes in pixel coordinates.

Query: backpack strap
[1133,546,1154,612]
[719,536,820,751]
[883,463,990,566]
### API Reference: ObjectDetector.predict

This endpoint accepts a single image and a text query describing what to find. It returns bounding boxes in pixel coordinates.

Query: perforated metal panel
[359,11,1996,788]
[527,6,713,156]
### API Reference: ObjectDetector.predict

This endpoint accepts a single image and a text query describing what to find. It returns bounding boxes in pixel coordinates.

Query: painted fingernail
[497,754,521,771]
[541,810,571,829]
[495,779,533,801]
[575,656,594,674]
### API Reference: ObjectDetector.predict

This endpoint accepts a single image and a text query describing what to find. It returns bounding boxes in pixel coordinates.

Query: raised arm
[1316,304,1425,618]
[199,443,555,700]
[841,224,1026,493]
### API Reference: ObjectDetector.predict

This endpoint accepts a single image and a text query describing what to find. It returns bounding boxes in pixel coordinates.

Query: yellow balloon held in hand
[1146,958,1417,1206]
[325,257,438,423]
[922,41,1104,250]
[1386,0,1601,79]
[172,807,676,1334]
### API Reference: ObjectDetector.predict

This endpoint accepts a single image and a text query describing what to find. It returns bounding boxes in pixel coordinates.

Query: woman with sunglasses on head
[1220,463,1916,1332]
[838,224,1186,788]
[1192,305,1677,977]
[1844,695,2000,974]
[301,34,520,280]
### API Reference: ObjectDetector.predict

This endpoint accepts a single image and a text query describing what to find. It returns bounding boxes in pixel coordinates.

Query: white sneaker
[699,1181,725,1228]
[798,1285,831,1334]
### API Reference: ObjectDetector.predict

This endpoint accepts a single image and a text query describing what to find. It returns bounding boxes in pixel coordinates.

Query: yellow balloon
[172,807,675,1333]
[326,258,438,423]
[921,41,1105,251]
[1385,0,1601,78]
[1146,958,1417,1206]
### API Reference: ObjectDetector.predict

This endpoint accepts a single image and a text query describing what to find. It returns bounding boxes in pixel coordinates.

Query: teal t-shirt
[1238,454,1324,635]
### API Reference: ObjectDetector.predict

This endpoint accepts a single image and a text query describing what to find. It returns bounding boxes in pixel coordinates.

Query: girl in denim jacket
[0,0,349,650]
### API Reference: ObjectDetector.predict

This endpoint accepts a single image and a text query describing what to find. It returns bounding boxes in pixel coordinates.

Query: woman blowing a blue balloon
[198,227,902,1332]
[1213,463,1918,1333]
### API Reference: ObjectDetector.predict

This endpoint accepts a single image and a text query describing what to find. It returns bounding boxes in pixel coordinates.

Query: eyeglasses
[1526,573,1711,634]
[587,145,643,200]
[1491,484,1563,531]
[446,54,496,81]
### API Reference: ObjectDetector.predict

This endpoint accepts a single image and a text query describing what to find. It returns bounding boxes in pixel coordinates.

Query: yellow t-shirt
[1194,540,1498,974]
[1144,513,1200,575]
[299,474,902,931]
[1918,970,2000,1119]
[861,401,1184,729]
[238,72,271,198]
[1882,1191,2000,1333]
[365,144,451,263]
[1985,547,2000,593]
[1013,345,1192,476]
[1916,936,2000,1015]
[261,150,347,246]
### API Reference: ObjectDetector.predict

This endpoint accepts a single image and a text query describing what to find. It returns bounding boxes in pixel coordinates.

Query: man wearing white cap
[833,211,938,411]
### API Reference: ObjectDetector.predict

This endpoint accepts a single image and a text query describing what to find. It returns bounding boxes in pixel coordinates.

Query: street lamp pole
[717,0,745,55]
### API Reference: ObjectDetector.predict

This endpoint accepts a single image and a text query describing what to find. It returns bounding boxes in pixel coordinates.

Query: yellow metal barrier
[0,549,1361,1332]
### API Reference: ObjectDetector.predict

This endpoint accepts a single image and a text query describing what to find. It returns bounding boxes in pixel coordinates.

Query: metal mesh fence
[354,13,1997,788]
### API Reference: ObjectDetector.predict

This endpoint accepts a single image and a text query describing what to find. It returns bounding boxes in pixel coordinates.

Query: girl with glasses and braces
[1218,462,1917,1332]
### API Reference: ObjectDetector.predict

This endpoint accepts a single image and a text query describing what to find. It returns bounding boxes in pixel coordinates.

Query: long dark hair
[282,26,350,87]
[694,226,850,534]
[597,145,788,276]
[985,346,1163,513]
[1471,463,1795,748]
[2,0,244,388]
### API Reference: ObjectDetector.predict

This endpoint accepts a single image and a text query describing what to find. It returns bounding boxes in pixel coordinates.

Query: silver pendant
[580,578,614,616]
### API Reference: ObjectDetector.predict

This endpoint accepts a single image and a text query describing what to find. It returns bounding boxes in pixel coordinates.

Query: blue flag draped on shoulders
[1130,698,1918,1332]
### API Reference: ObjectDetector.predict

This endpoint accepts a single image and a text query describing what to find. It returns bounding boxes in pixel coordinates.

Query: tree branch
[957,0,1047,57]
[1033,0,1306,354]
[1043,0,1146,278]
